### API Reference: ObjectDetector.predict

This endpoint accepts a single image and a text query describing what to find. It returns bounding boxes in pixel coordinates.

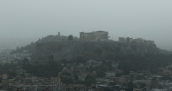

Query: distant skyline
[0,0,172,50]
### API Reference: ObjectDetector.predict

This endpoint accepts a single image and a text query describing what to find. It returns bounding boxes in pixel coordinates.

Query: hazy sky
[0,0,172,49]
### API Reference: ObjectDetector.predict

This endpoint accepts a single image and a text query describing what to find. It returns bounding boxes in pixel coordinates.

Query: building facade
[80,31,109,41]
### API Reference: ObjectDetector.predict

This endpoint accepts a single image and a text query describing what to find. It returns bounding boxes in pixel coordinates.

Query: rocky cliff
[31,40,160,63]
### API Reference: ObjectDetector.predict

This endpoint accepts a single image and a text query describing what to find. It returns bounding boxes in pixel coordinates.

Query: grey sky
[0,0,172,50]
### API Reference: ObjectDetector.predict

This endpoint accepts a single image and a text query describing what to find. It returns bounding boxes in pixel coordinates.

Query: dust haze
[0,0,172,50]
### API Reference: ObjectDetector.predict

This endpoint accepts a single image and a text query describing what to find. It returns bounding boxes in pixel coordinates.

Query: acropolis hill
[11,31,171,63]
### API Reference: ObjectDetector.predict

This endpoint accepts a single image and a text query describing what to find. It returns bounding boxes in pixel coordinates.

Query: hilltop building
[118,37,154,44]
[80,31,109,41]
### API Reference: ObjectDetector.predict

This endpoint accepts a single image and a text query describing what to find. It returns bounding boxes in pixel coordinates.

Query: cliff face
[31,40,159,63]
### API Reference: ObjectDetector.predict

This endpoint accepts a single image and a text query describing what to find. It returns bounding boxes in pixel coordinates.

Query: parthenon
[80,31,109,41]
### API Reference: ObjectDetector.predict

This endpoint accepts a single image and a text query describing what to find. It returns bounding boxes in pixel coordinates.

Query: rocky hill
[30,40,159,62]
[10,35,78,54]
[11,35,172,64]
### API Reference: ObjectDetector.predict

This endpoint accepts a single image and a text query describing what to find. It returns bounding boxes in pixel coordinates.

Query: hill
[10,35,78,54]
[11,35,171,62]
[33,40,157,62]
[10,35,172,74]
[11,35,172,63]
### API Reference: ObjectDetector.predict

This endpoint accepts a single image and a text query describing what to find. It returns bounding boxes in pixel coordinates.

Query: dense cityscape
[0,31,171,91]
[1,1,172,91]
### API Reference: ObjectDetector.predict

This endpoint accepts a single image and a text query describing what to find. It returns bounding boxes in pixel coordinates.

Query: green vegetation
[109,82,117,86]
[127,80,137,88]
[116,72,124,77]
[96,70,105,78]
[118,54,172,74]
[0,64,18,78]
[136,75,145,80]
[162,74,172,81]
[61,77,74,85]
[85,75,96,86]
[22,62,63,78]
[140,83,147,88]
[11,35,78,54]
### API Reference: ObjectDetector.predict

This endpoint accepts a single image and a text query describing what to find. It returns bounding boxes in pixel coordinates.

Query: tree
[127,80,136,88]
[68,35,73,40]
[96,71,105,78]
[0,77,2,83]
[94,48,102,55]
[7,71,17,77]
[85,75,96,86]
[140,83,146,88]
[75,74,78,80]
[136,75,145,80]
[162,74,172,81]
[48,55,54,66]
[76,56,87,63]
[116,72,124,77]
[63,72,71,76]
[109,82,117,86]
[22,58,29,65]
[61,77,74,84]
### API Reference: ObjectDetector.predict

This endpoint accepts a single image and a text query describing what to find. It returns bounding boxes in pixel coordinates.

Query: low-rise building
[105,71,115,77]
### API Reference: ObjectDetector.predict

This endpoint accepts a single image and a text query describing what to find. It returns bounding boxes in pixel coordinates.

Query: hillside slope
[11,35,172,63]
[30,40,159,62]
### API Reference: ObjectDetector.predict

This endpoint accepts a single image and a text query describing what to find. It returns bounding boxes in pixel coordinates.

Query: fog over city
[1,1,172,90]
[0,0,172,50]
